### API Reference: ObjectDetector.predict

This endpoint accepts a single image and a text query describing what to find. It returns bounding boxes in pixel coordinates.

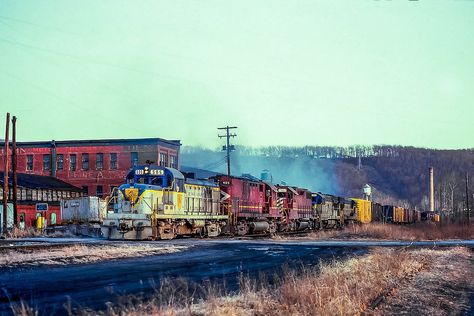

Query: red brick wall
[17,204,61,228]
[0,141,180,197]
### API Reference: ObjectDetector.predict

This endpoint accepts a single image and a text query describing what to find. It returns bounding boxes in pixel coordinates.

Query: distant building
[180,165,223,180]
[0,171,84,228]
[0,138,181,197]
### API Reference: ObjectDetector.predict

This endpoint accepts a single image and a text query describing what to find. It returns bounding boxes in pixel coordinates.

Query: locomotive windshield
[151,177,164,186]
[129,174,169,187]
[124,165,178,189]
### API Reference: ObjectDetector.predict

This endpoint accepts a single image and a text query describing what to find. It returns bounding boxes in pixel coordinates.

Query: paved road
[2,237,474,247]
[1,238,473,315]
[0,241,367,316]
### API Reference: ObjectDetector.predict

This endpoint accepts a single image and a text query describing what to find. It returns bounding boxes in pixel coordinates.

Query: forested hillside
[181,145,474,211]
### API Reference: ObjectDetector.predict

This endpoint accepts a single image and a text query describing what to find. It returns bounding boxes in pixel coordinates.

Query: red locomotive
[212,174,314,235]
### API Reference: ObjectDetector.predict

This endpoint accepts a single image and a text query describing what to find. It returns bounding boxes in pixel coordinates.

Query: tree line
[182,145,474,213]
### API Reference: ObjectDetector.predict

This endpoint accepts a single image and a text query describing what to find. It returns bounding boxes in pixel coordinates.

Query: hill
[181,145,474,211]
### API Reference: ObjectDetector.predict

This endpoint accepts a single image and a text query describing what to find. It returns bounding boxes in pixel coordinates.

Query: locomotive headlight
[144,166,149,174]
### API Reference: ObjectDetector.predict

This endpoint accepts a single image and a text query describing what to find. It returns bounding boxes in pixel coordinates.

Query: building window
[70,154,77,171]
[82,153,89,170]
[82,186,89,195]
[159,153,168,167]
[131,152,138,168]
[26,155,33,171]
[57,154,64,170]
[43,154,51,171]
[26,189,32,201]
[110,153,117,169]
[96,185,103,198]
[170,155,177,169]
[96,153,104,170]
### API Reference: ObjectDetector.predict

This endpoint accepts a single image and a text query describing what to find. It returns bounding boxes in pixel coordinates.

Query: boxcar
[371,202,384,222]
[351,198,372,224]
[382,205,394,223]
[393,207,406,224]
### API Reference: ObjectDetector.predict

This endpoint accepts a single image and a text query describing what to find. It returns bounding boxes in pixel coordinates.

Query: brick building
[0,138,181,197]
[0,171,85,228]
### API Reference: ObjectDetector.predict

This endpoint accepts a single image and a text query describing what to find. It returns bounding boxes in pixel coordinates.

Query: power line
[0,35,204,86]
[0,15,84,36]
[200,157,227,170]
[0,70,146,136]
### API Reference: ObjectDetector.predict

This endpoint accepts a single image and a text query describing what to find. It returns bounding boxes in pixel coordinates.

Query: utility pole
[218,126,237,176]
[466,171,470,225]
[3,112,10,233]
[12,116,17,226]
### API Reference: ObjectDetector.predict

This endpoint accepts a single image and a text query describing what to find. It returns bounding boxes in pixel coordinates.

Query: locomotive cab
[116,165,185,215]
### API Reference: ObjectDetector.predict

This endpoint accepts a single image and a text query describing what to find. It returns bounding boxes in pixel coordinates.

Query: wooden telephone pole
[12,116,17,226]
[3,113,10,233]
[218,126,237,176]
[466,172,470,225]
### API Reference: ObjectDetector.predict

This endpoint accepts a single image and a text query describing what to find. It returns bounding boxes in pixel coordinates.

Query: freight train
[101,165,422,240]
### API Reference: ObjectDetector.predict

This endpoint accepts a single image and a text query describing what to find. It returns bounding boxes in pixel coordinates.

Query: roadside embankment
[0,243,188,268]
[286,222,474,241]
[71,247,473,316]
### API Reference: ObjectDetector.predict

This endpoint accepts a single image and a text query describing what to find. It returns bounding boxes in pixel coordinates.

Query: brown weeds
[304,222,474,241]
[9,247,473,316]
[0,244,188,267]
[193,248,427,316]
[5,227,42,239]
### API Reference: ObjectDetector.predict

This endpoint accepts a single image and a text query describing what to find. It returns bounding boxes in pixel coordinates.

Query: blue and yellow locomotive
[101,165,228,240]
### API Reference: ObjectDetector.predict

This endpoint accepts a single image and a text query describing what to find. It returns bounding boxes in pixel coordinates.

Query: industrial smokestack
[429,167,434,212]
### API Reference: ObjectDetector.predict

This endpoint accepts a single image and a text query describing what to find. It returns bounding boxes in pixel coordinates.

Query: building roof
[0,172,83,191]
[180,165,224,180]
[1,137,181,149]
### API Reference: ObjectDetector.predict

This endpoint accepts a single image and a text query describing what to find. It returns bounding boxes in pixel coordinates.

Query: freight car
[352,198,372,224]
[382,205,394,222]
[371,202,384,222]
[392,207,419,224]
[59,196,108,237]
[61,196,107,223]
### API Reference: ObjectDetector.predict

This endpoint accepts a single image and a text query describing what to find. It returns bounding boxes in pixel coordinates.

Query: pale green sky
[0,0,473,149]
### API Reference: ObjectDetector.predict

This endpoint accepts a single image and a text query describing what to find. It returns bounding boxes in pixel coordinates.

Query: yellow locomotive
[101,165,227,240]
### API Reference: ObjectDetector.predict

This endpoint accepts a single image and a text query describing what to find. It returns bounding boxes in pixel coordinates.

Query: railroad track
[369,242,417,311]
[0,241,109,252]
[0,229,315,249]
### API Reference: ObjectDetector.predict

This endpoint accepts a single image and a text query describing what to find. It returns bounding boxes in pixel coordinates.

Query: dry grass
[85,248,438,316]
[4,227,43,239]
[9,247,473,316]
[191,248,428,316]
[302,222,474,241]
[377,247,474,315]
[0,244,188,267]
[193,248,473,316]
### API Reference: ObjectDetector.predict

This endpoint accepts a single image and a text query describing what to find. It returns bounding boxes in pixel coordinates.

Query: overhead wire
[0,15,84,37]
[200,157,227,170]
[0,35,207,86]
[0,69,146,136]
